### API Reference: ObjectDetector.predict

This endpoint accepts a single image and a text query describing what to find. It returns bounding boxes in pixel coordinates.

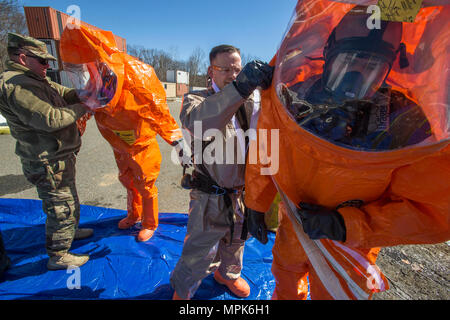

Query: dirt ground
[373,243,449,300]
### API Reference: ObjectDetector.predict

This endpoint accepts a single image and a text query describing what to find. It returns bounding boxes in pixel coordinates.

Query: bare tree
[127,44,145,61]
[127,44,187,82]
[187,47,207,87]
[128,44,209,86]
[240,53,262,67]
[0,0,28,72]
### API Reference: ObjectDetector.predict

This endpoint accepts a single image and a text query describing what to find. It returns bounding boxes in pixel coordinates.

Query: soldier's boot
[74,228,94,240]
[118,217,141,230]
[214,271,250,298]
[137,228,155,242]
[47,252,89,270]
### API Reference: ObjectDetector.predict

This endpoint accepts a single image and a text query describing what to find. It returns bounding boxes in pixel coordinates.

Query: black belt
[191,171,239,196]
[191,171,239,245]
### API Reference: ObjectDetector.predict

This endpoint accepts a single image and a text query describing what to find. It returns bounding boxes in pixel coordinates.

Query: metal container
[167,70,189,85]
[176,83,189,97]
[24,6,127,86]
[37,39,59,70]
[24,7,127,52]
[162,82,177,98]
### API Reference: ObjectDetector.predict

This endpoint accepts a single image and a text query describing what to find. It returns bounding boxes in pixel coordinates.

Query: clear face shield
[64,61,117,110]
[275,7,450,152]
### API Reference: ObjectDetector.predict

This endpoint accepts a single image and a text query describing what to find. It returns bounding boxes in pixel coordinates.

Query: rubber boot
[47,252,89,270]
[118,217,141,230]
[118,187,143,229]
[74,228,94,240]
[173,291,190,300]
[214,270,250,298]
[137,228,155,242]
[138,196,158,242]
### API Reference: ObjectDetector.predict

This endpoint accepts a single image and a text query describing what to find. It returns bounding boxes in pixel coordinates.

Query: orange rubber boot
[214,271,250,298]
[137,196,158,242]
[137,228,155,242]
[118,217,141,230]
[141,196,158,230]
[118,188,142,230]
[172,291,190,300]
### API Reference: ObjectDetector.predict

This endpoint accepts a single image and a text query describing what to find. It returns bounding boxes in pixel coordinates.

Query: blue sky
[19,0,297,63]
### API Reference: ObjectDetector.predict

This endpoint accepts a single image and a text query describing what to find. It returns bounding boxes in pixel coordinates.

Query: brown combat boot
[47,252,89,270]
[74,228,94,240]
[214,271,250,298]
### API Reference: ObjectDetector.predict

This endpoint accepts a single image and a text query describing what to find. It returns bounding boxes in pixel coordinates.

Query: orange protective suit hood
[60,25,125,113]
[246,0,450,212]
[60,24,182,149]
[272,1,449,160]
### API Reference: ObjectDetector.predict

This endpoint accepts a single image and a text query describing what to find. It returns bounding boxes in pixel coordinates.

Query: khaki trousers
[170,189,247,299]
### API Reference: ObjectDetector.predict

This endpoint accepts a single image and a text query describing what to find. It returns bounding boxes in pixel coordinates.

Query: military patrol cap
[7,33,57,61]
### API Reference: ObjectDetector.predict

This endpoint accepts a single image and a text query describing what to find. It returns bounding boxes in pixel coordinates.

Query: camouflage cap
[7,33,57,61]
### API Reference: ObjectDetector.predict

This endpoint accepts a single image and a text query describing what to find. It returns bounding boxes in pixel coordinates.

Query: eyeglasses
[26,55,49,66]
[211,65,242,74]
[15,53,49,66]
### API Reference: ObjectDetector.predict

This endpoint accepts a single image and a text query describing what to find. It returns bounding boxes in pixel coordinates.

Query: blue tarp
[0,198,276,300]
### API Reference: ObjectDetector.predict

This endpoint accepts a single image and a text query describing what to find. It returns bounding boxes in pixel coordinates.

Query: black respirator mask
[290,22,409,144]
[321,22,406,103]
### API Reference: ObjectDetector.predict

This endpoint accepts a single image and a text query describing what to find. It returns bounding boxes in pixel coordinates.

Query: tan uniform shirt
[180,83,255,189]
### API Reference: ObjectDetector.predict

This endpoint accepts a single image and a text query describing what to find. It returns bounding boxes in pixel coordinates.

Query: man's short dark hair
[7,47,22,60]
[209,45,240,64]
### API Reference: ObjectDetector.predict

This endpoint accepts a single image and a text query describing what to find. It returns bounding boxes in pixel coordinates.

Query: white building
[167,70,189,85]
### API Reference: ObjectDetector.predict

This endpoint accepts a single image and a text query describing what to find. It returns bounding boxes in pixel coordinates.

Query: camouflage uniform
[21,156,80,255]
[0,34,88,257]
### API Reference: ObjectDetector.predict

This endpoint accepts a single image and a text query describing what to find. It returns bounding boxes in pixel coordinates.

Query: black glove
[247,209,268,245]
[233,60,274,98]
[296,202,346,242]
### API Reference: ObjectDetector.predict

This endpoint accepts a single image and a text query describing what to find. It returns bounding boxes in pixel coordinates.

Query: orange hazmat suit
[245,0,450,300]
[60,25,183,236]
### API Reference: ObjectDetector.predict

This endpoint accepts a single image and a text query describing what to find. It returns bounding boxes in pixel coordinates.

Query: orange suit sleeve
[340,148,450,248]
[244,145,278,212]
[126,58,182,145]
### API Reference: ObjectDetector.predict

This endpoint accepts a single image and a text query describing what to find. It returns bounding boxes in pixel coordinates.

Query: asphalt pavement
[0,100,190,214]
